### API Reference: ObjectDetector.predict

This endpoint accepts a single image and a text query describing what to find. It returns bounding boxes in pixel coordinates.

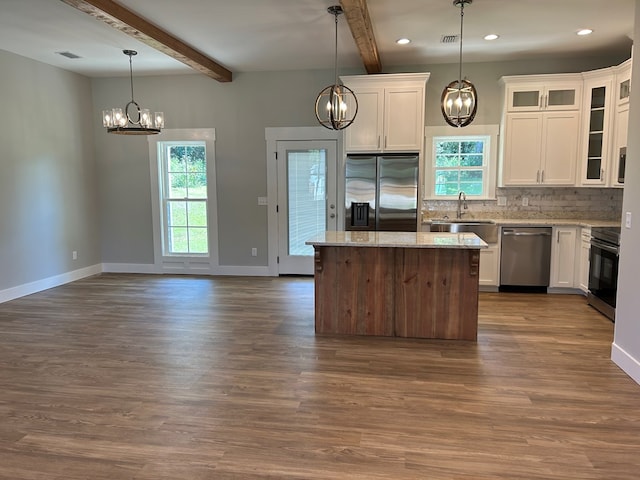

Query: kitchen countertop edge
[306,231,488,249]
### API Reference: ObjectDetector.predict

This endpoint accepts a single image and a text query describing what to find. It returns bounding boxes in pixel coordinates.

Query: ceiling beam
[339,0,382,74]
[60,0,232,82]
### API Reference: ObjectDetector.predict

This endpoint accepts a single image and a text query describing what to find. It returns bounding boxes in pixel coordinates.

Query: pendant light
[315,5,358,131]
[102,50,165,135]
[441,0,477,128]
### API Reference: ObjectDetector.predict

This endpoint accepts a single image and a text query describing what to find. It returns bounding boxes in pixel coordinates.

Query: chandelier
[314,5,358,131]
[102,50,165,135]
[441,0,477,128]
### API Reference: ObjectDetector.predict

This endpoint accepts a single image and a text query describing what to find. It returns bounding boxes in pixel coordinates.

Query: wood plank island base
[306,231,487,341]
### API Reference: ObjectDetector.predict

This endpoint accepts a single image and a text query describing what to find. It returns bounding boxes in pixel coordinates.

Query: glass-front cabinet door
[616,59,632,106]
[581,73,613,186]
[507,82,582,112]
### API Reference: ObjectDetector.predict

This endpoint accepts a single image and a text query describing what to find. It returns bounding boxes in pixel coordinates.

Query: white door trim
[265,127,341,276]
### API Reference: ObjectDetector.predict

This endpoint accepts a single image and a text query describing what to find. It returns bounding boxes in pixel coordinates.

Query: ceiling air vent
[56,51,82,59]
[441,34,459,44]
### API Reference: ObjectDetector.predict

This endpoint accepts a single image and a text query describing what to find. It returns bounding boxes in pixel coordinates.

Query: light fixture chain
[128,52,135,103]
[334,10,339,85]
[458,1,464,88]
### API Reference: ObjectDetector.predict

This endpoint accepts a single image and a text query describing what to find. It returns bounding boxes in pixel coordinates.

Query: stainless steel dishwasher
[500,227,552,287]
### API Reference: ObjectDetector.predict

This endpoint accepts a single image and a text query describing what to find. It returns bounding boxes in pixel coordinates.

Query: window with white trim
[160,142,208,255]
[148,128,218,274]
[425,125,498,200]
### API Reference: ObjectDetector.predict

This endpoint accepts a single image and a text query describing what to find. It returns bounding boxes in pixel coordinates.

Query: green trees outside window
[434,139,486,196]
[165,144,208,254]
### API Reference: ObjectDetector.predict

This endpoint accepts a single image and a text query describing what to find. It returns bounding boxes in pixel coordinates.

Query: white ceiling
[0,0,635,78]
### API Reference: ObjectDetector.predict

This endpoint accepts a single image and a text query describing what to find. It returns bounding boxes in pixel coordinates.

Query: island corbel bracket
[469,251,480,276]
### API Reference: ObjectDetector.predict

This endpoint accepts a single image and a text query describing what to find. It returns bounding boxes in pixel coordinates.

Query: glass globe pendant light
[315,5,358,131]
[102,50,165,135]
[441,0,477,128]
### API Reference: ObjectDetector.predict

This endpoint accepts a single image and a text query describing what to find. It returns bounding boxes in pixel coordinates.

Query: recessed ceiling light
[484,34,499,41]
[396,38,411,45]
[577,29,593,36]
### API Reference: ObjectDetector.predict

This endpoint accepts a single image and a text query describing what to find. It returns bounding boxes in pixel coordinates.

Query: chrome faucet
[457,191,468,219]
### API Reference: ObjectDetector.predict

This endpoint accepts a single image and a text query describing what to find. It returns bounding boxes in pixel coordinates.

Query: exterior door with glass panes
[276,140,337,275]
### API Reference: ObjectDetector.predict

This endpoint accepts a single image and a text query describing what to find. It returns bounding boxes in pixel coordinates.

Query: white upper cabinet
[579,69,614,186]
[506,80,582,112]
[341,73,430,153]
[502,111,579,186]
[616,58,632,106]
[610,59,632,187]
[611,103,629,187]
[500,59,633,189]
[500,74,582,187]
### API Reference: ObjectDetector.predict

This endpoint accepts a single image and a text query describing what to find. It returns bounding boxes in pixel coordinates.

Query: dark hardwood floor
[0,274,638,479]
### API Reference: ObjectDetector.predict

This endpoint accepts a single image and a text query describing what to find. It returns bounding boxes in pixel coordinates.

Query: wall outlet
[522,197,529,207]
[72,251,78,260]
[257,197,268,206]
[497,196,507,206]
[251,247,258,257]
[625,211,632,228]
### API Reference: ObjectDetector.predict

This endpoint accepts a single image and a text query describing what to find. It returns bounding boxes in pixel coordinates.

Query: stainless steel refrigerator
[344,153,419,232]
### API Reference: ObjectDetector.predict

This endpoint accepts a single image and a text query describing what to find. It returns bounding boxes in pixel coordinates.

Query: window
[148,128,218,274]
[161,142,208,255]
[286,149,327,256]
[425,125,498,200]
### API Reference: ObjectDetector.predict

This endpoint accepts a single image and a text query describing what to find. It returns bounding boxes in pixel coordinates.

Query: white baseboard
[0,264,102,304]
[213,265,271,276]
[102,263,160,274]
[611,342,640,386]
[102,263,272,276]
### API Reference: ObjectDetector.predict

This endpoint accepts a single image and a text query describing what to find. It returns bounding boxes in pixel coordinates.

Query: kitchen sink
[429,220,498,243]
[430,219,495,224]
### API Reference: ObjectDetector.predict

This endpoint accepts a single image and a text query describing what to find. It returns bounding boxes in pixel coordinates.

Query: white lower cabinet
[578,227,591,293]
[550,226,579,288]
[479,244,500,287]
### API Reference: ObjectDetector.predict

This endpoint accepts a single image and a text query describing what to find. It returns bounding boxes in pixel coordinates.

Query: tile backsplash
[422,187,623,221]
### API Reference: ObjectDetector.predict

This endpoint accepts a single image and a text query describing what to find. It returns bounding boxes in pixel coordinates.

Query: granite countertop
[306,231,488,249]
[422,218,621,228]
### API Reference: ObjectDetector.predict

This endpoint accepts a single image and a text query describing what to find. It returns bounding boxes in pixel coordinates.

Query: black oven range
[587,226,620,321]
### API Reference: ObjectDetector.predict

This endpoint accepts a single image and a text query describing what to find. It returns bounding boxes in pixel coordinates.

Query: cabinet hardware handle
[557,230,560,243]
[384,136,387,149]
[377,136,381,149]
[537,170,540,183]
[600,168,604,180]
[541,170,545,183]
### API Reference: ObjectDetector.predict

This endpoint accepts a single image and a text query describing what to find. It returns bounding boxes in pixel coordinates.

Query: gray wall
[0,49,100,290]
[614,0,640,382]
[92,70,336,266]
[92,54,629,268]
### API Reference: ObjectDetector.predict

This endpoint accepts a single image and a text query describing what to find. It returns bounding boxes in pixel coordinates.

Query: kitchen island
[305,231,487,341]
